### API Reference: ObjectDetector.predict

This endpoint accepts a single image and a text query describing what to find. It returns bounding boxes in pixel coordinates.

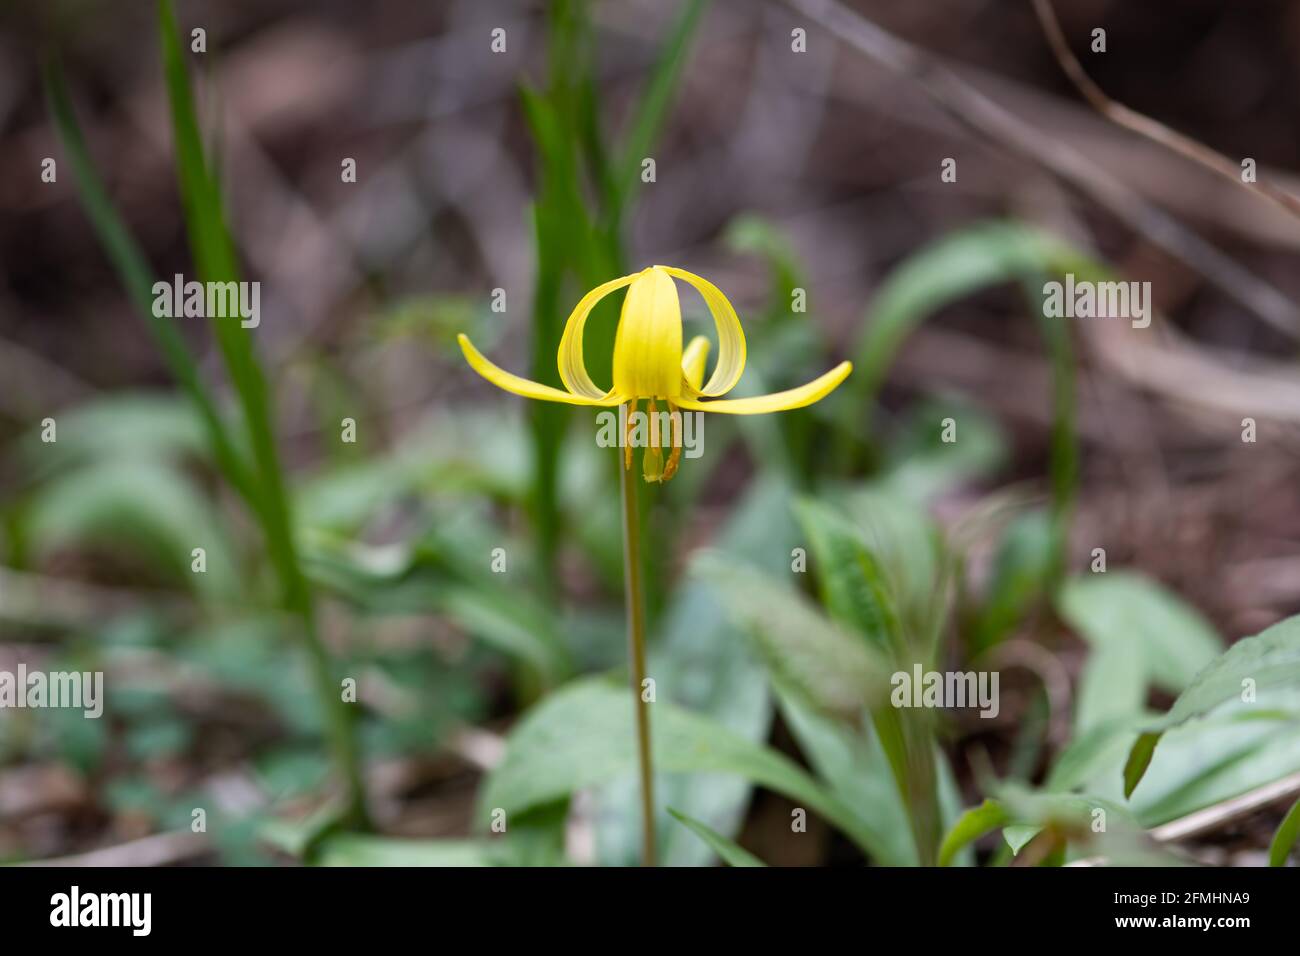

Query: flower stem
[618,419,656,866]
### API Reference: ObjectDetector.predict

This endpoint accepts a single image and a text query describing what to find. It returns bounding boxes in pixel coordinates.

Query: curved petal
[612,267,683,399]
[557,274,637,398]
[661,266,746,398]
[676,361,852,415]
[680,335,711,392]
[459,334,622,406]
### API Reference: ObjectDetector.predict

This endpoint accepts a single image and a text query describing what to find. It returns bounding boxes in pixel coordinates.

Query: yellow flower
[457,265,851,481]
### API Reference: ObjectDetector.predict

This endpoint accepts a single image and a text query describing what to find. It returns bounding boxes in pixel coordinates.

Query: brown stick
[778,0,1300,339]
[1030,0,1300,222]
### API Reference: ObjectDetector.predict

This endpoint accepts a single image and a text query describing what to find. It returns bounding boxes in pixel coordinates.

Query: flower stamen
[643,398,664,482]
[662,403,682,482]
[624,399,636,471]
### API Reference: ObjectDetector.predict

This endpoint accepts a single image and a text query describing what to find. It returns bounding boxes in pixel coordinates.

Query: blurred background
[2,0,1300,867]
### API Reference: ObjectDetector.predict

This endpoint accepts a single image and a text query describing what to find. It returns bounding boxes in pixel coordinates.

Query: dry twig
[778,0,1300,339]
[1030,0,1300,222]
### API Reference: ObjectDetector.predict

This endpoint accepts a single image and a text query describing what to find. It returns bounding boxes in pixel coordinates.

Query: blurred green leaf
[480,676,877,856]
[1060,571,1223,698]
[842,487,943,648]
[701,556,887,719]
[668,807,766,867]
[972,509,1054,653]
[25,458,240,597]
[940,799,1009,866]
[776,690,917,865]
[793,498,905,658]
[1131,713,1300,825]
[1003,823,1041,856]
[1075,641,1148,737]
[125,718,192,761]
[847,221,1093,410]
[1269,797,1300,867]
[20,393,210,480]
[315,835,494,867]
[440,585,571,688]
[1124,617,1300,797]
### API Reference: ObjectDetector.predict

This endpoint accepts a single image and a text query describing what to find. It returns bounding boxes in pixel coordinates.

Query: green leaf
[849,222,1092,407]
[842,488,941,640]
[479,676,876,855]
[1126,712,1300,826]
[315,835,494,867]
[668,807,766,867]
[701,556,887,718]
[1060,571,1222,698]
[1076,641,1148,737]
[24,458,239,597]
[1269,797,1300,867]
[439,586,571,688]
[1049,706,1300,829]
[839,220,1088,540]
[1003,824,1042,856]
[972,510,1054,653]
[793,498,904,657]
[1123,616,1300,797]
[940,800,1009,866]
[776,690,917,865]
[20,393,211,480]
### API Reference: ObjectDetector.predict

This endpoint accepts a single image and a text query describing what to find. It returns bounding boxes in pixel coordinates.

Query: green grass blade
[668,807,767,866]
[42,58,255,506]
[1268,796,1300,867]
[614,0,709,211]
[155,0,367,827]
[939,799,1009,867]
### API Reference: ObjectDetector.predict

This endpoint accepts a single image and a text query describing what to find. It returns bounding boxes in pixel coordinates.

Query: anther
[662,404,682,482]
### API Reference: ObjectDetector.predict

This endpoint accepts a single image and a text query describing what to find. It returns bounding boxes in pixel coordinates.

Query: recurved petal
[676,361,852,415]
[681,335,711,392]
[557,274,637,399]
[459,334,622,406]
[661,266,745,397]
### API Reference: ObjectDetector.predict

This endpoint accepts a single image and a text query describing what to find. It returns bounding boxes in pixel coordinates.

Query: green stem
[618,419,656,866]
[300,608,370,831]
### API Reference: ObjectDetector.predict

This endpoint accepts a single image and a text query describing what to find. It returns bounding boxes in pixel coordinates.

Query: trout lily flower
[457,265,851,482]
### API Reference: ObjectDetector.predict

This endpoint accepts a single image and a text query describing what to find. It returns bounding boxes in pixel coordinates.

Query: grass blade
[155,0,367,828]
[1268,796,1300,867]
[668,807,767,866]
[42,58,254,505]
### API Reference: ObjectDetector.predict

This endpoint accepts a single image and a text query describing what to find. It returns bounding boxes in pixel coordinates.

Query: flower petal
[459,334,622,406]
[681,335,711,392]
[661,266,746,397]
[557,274,637,399]
[612,268,684,399]
[676,361,852,415]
